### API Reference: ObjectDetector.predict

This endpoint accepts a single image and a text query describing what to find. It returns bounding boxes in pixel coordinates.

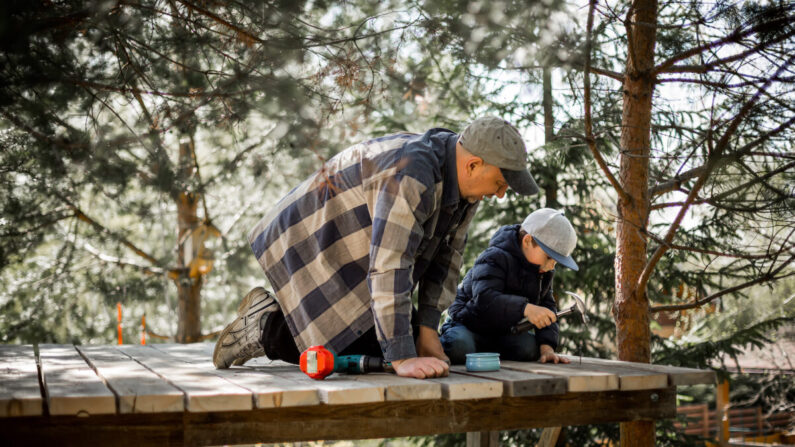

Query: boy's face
[521,235,557,273]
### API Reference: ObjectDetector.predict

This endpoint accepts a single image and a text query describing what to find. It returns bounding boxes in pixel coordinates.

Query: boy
[440,208,578,364]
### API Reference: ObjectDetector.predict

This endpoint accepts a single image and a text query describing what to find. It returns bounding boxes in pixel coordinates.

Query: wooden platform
[0,343,715,446]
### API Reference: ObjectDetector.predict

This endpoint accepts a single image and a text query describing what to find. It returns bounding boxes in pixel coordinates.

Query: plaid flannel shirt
[248,128,477,361]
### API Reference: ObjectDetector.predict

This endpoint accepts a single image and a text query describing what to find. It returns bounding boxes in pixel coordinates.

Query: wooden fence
[676,404,793,439]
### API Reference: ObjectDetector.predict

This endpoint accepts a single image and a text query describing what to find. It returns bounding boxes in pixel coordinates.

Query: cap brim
[534,238,579,271]
[501,168,539,196]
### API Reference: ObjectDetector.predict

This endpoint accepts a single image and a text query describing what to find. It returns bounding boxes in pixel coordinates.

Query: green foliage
[654,316,793,371]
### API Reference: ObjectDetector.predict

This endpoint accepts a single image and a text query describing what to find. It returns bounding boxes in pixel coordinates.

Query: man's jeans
[439,319,540,365]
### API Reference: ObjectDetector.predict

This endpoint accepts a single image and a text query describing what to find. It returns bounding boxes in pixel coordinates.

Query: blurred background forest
[1,0,793,445]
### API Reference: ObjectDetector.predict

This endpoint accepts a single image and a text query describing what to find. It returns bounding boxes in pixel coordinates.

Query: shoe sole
[213,288,273,369]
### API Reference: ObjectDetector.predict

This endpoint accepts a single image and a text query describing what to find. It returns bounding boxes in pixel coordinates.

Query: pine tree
[0,0,397,342]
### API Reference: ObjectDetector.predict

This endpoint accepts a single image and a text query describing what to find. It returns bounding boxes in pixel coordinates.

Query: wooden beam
[1,388,676,447]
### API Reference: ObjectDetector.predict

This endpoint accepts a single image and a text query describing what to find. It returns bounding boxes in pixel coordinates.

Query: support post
[716,379,730,446]
[467,431,499,447]
[536,427,562,447]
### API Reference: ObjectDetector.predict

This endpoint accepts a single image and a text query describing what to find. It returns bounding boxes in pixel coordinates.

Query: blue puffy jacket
[447,224,559,349]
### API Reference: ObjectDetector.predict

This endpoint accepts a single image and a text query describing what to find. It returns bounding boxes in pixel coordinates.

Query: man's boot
[213,287,279,369]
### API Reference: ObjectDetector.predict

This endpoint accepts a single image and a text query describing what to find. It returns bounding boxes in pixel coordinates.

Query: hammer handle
[510,307,569,334]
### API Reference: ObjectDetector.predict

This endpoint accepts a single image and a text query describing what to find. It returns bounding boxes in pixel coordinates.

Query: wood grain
[0,345,43,417]
[117,345,253,412]
[38,344,116,416]
[451,365,567,397]
[77,345,184,413]
[501,360,619,392]
[561,356,717,386]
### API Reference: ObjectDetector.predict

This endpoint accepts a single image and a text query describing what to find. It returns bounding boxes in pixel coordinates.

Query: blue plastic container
[465,352,500,372]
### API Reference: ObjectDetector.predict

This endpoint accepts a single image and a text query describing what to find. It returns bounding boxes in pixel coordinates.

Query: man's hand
[538,344,570,364]
[392,356,449,378]
[524,303,557,329]
[415,325,451,364]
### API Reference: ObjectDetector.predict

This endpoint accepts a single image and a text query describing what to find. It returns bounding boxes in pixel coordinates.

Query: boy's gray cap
[458,116,539,196]
[521,208,579,271]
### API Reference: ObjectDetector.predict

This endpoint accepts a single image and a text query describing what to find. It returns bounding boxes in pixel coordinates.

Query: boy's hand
[523,303,557,328]
[538,344,570,364]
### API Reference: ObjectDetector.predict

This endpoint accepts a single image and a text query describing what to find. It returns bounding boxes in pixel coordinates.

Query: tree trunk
[615,0,658,445]
[175,140,203,343]
[542,66,559,208]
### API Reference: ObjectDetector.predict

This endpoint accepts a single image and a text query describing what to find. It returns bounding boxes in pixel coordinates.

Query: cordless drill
[299,345,393,380]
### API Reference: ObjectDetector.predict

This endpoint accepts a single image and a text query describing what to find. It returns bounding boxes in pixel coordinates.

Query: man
[213,116,539,379]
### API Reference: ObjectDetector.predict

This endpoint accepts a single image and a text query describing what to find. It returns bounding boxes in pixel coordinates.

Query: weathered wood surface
[39,344,116,416]
[0,345,42,417]
[77,345,184,414]
[0,342,715,446]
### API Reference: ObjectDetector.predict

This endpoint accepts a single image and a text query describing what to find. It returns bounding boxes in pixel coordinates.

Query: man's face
[459,161,509,203]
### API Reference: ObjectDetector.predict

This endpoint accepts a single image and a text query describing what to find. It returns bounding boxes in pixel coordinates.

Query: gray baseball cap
[458,116,539,196]
[521,208,579,271]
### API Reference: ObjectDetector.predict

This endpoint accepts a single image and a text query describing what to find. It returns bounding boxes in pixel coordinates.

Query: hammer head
[563,291,589,327]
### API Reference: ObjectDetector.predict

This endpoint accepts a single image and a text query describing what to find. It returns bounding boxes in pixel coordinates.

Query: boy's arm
[533,275,560,350]
[464,254,529,333]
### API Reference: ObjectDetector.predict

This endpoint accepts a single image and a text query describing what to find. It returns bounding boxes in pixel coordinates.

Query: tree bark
[542,66,559,208]
[175,140,203,343]
[615,0,658,445]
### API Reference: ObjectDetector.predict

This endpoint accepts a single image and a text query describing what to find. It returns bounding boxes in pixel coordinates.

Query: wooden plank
[0,345,43,417]
[262,369,385,405]
[0,387,677,446]
[152,344,320,409]
[117,345,253,413]
[152,344,382,406]
[216,365,322,408]
[154,342,435,403]
[557,357,668,391]
[429,372,503,400]
[38,344,116,416]
[148,342,214,364]
[451,365,567,397]
[351,372,442,401]
[561,356,717,386]
[76,346,184,413]
[501,360,619,392]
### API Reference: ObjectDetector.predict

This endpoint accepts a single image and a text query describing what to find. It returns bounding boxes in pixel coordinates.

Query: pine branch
[653,316,795,369]
[589,66,624,82]
[650,256,795,313]
[659,28,795,75]
[55,193,161,267]
[637,55,795,294]
[80,242,166,276]
[650,114,795,197]
[651,160,795,210]
[585,0,630,205]
[654,14,795,75]
[643,230,795,260]
[658,76,795,88]
[174,0,262,46]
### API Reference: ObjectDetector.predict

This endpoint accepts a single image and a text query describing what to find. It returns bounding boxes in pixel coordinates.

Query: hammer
[510,291,589,334]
